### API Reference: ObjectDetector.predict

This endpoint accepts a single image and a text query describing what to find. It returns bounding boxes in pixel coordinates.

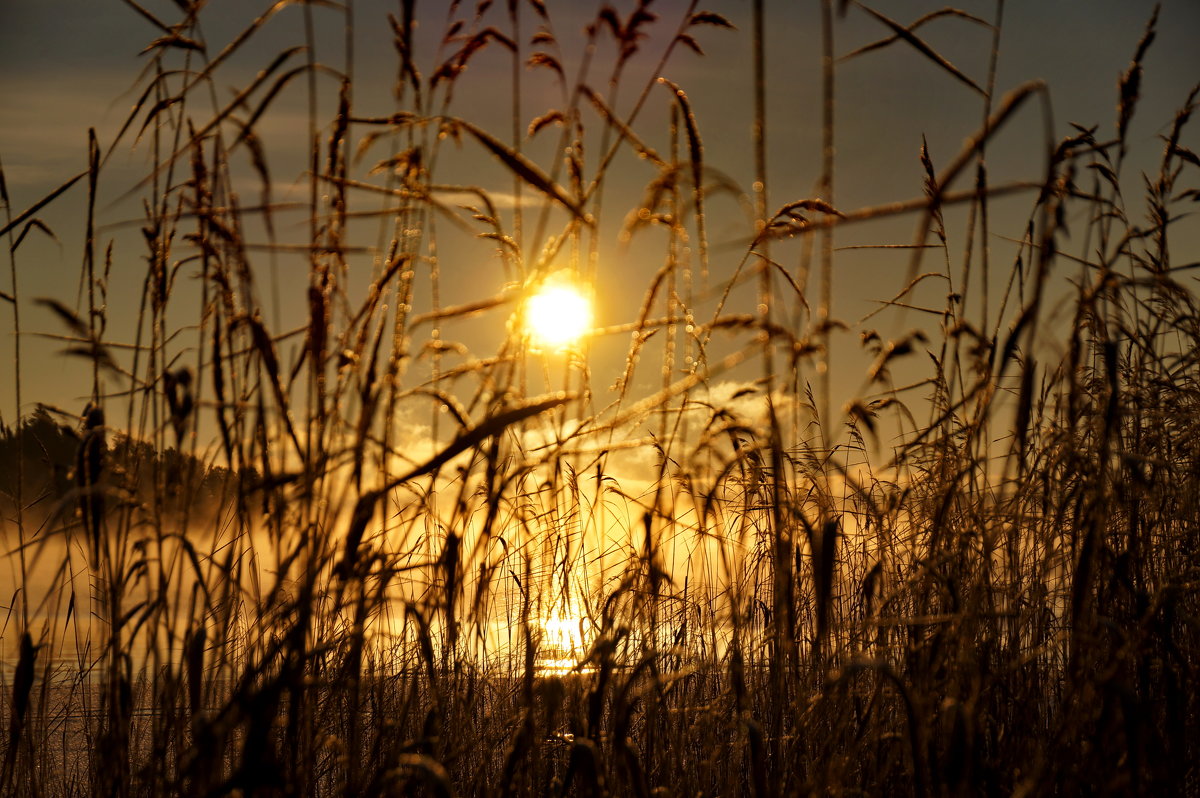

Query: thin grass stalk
[817,0,836,444]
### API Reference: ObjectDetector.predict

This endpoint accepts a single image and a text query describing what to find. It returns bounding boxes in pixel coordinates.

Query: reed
[2,1,1198,795]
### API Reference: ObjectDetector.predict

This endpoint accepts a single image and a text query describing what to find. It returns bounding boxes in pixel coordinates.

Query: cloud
[434,188,556,211]
[0,75,137,170]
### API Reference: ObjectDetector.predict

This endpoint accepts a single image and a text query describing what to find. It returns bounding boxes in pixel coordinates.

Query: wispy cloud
[435,188,550,211]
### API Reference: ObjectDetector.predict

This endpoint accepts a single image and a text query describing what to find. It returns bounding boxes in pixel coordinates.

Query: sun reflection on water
[535,614,595,676]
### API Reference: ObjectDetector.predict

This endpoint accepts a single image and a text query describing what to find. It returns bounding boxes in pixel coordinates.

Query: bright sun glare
[535,614,595,676]
[526,281,592,350]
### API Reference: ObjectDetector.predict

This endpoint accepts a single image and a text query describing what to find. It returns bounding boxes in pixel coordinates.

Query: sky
[1,0,1198,444]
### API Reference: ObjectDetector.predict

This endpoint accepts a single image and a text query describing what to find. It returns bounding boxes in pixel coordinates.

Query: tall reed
[2,1,1198,795]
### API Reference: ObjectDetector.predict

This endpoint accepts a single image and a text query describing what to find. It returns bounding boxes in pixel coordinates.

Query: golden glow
[526,280,592,350]
[541,615,585,650]
[535,614,595,676]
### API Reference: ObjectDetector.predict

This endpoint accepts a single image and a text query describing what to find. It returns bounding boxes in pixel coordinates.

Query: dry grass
[2,1,1199,795]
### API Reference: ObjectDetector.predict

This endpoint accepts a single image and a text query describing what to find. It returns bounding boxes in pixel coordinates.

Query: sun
[525,280,592,351]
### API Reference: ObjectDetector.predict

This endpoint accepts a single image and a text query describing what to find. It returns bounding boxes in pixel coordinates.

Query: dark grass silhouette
[2,1,1199,795]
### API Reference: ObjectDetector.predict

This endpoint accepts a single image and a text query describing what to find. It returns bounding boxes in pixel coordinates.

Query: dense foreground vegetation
[2,1,1198,795]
